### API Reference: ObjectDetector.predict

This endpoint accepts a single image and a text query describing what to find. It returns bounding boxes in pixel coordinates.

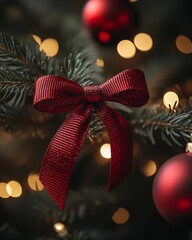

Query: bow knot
[84,85,101,103]
[33,69,149,209]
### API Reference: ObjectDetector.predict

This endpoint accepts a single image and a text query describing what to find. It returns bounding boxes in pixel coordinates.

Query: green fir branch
[132,105,192,147]
[0,32,104,139]
[0,68,34,107]
[0,33,48,76]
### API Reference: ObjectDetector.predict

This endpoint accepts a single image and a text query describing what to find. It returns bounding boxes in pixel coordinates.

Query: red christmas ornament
[153,148,192,228]
[82,0,138,45]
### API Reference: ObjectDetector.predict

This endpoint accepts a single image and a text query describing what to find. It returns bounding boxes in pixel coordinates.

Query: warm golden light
[163,91,179,109]
[100,143,111,159]
[112,208,130,224]
[40,38,59,57]
[53,222,68,236]
[28,173,44,191]
[6,181,22,198]
[32,35,41,46]
[117,40,136,58]
[0,182,10,198]
[129,0,138,2]
[176,35,192,54]
[140,160,157,177]
[134,33,153,51]
[96,58,104,67]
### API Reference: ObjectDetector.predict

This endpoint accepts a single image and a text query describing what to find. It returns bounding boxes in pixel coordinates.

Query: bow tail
[40,105,92,209]
[96,105,133,191]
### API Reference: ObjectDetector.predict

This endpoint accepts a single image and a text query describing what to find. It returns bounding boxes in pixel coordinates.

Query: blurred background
[0,0,192,239]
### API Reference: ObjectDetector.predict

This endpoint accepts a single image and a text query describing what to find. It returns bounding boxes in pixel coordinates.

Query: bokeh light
[163,91,179,109]
[28,173,44,191]
[53,222,68,236]
[0,182,10,198]
[40,38,59,57]
[32,35,41,46]
[117,40,136,58]
[176,35,192,54]
[6,181,22,198]
[98,31,111,43]
[100,143,111,159]
[134,33,153,51]
[112,208,130,224]
[96,58,105,67]
[140,160,157,177]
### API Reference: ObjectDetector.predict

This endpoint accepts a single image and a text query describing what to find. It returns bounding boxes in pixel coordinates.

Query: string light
[112,208,130,224]
[134,33,153,51]
[28,173,44,191]
[0,182,10,198]
[40,38,59,57]
[6,181,22,198]
[176,35,192,54]
[140,160,157,177]
[100,143,111,159]
[32,35,41,46]
[117,40,136,58]
[53,222,68,237]
[96,58,105,67]
[163,91,179,109]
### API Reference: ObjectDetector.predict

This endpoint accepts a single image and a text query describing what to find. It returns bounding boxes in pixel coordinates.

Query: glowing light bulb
[28,173,44,191]
[112,208,130,224]
[117,40,136,58]
[96,58,104,67]
[40,38,59,57]
[100,143,111,159]
[0,182,10,198]
[163,91,179,109]
[32,35,41,46]
[6,181,22,198]
[140,160,157,177]
[176,35,192,54]
[53,222,68,236]
[134,33,153,51]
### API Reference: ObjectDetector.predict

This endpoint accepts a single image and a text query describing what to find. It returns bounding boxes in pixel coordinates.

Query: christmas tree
[0,0,192,239]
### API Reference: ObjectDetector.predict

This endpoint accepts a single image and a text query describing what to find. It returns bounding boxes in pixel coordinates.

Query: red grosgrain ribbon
[33,69,149,209]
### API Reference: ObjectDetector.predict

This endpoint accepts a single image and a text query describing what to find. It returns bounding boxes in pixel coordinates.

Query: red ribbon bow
[33,69,149,209]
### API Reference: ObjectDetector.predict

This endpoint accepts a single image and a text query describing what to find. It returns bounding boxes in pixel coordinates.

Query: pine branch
[0,104,56,138]
[0,32,104,138]
[0,68,34,107]
[131,105,192,147]
[0,223,22,240]
[59,52,93,86]
[0,32,47,76]
[2,188,114,239]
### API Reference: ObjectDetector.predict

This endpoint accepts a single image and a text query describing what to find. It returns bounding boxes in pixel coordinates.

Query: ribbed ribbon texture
[33,69,149,209]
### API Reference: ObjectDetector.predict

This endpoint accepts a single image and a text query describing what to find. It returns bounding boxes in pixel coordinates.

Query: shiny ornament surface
[82,0,138,45]
[153,153,192,228]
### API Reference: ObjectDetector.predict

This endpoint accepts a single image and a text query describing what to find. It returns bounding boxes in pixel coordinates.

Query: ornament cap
[186,142,192,153]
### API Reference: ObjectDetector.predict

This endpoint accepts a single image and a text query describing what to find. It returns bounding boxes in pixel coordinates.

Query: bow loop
[34,75,84,113]
[100,69,149,107]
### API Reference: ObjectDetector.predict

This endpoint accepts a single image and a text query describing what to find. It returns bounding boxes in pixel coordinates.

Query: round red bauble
[82,0,138,45]
[153,153,192,228]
